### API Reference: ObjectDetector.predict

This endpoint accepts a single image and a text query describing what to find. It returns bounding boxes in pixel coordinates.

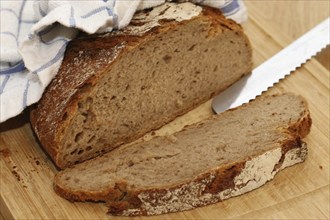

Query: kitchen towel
[0,0,247,122]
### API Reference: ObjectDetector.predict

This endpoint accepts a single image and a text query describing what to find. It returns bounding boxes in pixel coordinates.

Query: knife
[212,17,330,114]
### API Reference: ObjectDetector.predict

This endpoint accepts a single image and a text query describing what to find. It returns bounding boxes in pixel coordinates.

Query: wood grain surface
[1,1,329,219]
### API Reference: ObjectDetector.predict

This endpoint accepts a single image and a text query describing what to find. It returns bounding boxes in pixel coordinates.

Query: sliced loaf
[30,2,252,169]
[54,93,312,216]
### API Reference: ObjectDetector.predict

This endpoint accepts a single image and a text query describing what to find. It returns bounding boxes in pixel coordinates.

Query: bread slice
[30,2,252,169]
[54,93,311,216]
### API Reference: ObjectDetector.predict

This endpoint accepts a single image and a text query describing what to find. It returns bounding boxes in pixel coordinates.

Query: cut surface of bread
[30,2,252,169]
[54,93,311,216]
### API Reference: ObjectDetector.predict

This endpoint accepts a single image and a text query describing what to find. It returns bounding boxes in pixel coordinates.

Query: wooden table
[1,1,329,219]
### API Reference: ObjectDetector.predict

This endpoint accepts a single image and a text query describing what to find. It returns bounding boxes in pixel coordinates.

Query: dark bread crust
[30,3,252,169]
[53,94,311,216]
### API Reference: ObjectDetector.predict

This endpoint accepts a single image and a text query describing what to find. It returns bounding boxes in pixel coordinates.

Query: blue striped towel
[0,0,247,123]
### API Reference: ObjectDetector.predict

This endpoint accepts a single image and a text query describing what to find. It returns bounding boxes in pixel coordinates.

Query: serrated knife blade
[212,17,330,114]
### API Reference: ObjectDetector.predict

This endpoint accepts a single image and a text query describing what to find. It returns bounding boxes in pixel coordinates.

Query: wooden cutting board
[1,2,329,219]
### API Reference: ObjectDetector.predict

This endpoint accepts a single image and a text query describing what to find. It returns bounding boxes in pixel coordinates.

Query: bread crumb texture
[54,93,311,216]
[31,2,252,168]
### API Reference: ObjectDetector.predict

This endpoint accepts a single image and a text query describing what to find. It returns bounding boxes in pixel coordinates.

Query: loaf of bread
[30,2,253,169]
[54,93,311,216]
